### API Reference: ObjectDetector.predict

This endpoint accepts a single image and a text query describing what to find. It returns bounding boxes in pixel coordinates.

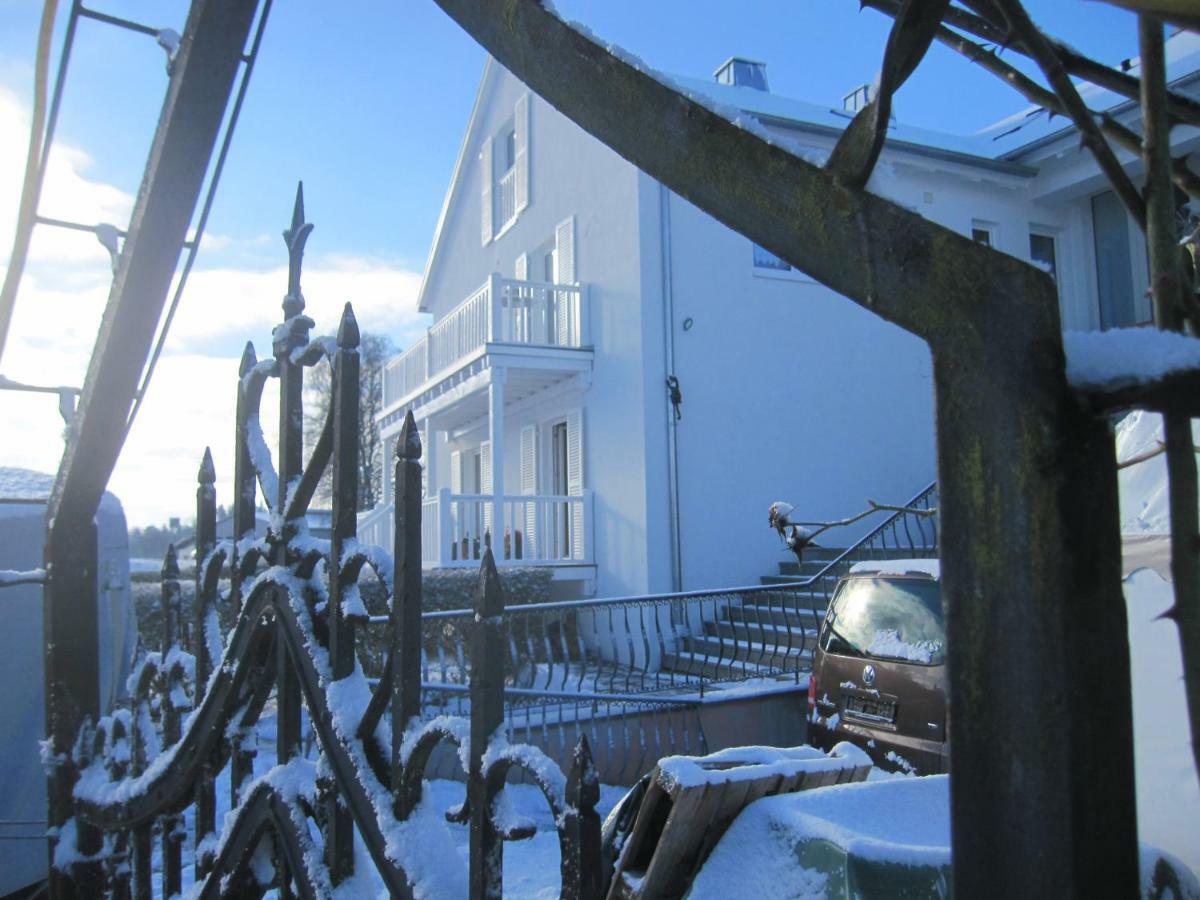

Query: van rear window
[821,577,945,665]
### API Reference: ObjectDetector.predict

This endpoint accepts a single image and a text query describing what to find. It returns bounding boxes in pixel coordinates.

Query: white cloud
[0,86,134,270]
[163,255,428,353]
[0,88,429,526]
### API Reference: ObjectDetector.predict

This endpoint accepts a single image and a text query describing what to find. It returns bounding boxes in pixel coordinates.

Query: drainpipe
[660,183,683,591]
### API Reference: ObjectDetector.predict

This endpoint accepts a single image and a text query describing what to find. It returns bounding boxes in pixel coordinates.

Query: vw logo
[862,664,877,686]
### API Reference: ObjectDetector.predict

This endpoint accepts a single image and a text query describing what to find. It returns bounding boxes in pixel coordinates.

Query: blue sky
[0,1,1142,523]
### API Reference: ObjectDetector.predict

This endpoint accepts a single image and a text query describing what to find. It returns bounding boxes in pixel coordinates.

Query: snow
[865,629,941,664]
[1064,328,1200,390]
[0,466,53,500]
[656,742,869,792]
[849,559,941,578]
[1117,409,1200,536]
[1126,567,1200,871]
[0,566,44,585]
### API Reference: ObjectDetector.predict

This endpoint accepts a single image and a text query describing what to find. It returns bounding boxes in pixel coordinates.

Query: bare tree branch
[866,1,1200,200]
[1099,0,1200,33]
[862,0,1200,127]
[980,0,1147,226]
[1139,13,1200,782]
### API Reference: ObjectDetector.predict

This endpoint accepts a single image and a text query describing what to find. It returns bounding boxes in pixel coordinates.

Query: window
[1091,190,1137,329]
[753,243,793,272]
[504,127,517,172]
[1029,231,1058,282]
[971,220,997,247]
[481,94,530,245]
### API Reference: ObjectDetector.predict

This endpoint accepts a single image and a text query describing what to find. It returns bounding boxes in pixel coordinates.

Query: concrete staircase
[659,546,938,682]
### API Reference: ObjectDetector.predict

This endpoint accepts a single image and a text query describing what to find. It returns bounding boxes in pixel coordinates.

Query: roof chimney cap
[714,57,769,92]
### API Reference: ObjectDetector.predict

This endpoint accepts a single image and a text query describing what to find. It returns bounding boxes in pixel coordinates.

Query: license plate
[844,693,897,725]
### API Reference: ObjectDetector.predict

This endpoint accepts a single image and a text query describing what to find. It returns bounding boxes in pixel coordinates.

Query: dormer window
[481,94,530,244]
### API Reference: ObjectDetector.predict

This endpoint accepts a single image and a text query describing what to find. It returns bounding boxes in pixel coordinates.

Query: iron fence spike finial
[398,410,422,461]
[162,544,179,579]
[198,447,216,485]
[238,341,257,377]
[478,548,504,618]
[337,302,360,349]
[282,182,313,319]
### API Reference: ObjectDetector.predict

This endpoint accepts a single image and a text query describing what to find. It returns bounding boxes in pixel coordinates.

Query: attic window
[714,57,769,92]
[481,94,531,245]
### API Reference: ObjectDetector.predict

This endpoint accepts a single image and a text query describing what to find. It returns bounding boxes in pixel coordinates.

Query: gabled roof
[417,57,497,314]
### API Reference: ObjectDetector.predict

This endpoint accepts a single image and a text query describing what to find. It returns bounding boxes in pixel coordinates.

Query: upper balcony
[382,274,591,415]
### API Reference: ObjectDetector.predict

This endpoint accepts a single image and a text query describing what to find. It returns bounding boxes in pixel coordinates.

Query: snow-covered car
[806,560,948,775]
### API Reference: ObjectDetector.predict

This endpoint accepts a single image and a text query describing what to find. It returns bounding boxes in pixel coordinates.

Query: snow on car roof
[849,559,941,579]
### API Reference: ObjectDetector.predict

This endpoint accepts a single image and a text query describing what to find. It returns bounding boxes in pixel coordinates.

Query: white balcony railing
[357,490,594,568]
[383,275,588,407]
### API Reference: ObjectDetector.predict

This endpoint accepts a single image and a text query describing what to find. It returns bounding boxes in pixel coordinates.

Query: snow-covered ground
[1117,410,1199,534]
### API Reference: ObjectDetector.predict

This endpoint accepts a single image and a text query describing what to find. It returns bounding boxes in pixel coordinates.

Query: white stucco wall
[654,187,937,591]
[425,66,657,600]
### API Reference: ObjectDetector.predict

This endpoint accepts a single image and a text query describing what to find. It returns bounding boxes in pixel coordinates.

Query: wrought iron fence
[409,481,939,695]
[48,190,603,898]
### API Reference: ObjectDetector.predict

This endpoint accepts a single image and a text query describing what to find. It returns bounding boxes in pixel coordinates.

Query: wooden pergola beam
[42,2,259,892]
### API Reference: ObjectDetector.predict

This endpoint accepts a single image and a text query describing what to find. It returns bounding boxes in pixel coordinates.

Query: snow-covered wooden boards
[608,743,872,900]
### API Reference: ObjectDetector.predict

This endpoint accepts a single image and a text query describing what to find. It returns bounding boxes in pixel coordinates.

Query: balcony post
[583,488,595,564]
[578,284,591,346]
[438,487,453,566]
[424,418,437,497]
[488,272,504,343]
[488,368,506,549]
[424,326,433,380]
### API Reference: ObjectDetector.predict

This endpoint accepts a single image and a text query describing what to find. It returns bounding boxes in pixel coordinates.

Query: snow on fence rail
[49,194,604,899]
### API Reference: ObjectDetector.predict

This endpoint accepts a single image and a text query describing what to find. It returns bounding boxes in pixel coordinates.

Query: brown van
[806,561,949,775]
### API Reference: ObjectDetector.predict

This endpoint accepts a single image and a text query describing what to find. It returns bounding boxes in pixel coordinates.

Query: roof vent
[843,83,873,114]
[714,57,769,92]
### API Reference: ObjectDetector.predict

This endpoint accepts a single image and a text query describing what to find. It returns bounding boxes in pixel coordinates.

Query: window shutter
[515,252,528,281]
[555,217,577,346]
[555,216,576,283]
[514,94,530,214]
[566,409,584,559]
[481,136,493,245]
[520,425,538,557]
[480,440,493,535]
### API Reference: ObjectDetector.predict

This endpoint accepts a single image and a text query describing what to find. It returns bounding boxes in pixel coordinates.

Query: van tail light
[807,672,817,717]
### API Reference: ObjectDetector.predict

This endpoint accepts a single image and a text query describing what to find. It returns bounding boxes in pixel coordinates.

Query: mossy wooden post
[391,411,423,817]
[274,183,314,766]
[230,342,258,801]
[562,735,602,900]
[326,303,361,882]
[469,550,506,899]
[193,449,218,877]
[160,546,183,898]
[427,3,1139,894]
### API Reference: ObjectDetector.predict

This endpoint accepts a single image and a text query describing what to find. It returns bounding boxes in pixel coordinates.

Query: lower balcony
[359,489,594,572]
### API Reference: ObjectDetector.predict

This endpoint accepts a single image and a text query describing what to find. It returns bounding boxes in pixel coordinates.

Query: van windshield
[821,577,945,665]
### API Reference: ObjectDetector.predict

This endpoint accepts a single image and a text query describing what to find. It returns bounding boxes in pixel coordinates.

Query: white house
[361,33,1200,602]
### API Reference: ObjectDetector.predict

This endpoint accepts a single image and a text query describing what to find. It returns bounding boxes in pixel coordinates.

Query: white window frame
[971,218,999,248]
[486,94,531,243]
[750,241,814,283]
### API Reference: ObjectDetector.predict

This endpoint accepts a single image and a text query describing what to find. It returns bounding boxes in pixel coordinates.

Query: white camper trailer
[0,468,138,896]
